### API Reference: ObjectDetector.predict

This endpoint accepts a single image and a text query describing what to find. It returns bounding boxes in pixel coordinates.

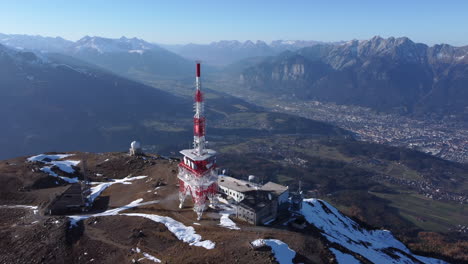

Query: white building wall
[219,185,245,202]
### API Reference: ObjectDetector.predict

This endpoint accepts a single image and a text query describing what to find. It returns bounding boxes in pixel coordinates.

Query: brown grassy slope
[0,152,329,264]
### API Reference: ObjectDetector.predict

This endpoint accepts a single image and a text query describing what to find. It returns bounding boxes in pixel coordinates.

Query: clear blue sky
[0,0,467,46]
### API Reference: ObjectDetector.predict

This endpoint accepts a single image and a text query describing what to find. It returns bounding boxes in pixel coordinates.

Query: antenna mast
[193,61,206,155]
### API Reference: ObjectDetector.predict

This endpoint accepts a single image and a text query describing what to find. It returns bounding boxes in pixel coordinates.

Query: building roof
[180,149,216,161]
[49,183,86,213]
[260,181,288,196]
[218,175,259,193]
[239,190,276,211]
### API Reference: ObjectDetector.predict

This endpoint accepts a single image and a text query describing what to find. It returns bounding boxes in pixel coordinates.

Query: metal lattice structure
[177,62,218,220]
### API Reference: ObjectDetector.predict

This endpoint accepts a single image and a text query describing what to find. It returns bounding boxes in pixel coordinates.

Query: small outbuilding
[46,183,88,215]
[129,141,143,156]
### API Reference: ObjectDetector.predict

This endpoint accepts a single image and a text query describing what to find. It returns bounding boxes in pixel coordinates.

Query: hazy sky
[0,0,467,46]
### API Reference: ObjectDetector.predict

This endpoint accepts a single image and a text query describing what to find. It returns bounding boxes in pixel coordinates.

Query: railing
[178,165,218,187]
[178,161,216,177]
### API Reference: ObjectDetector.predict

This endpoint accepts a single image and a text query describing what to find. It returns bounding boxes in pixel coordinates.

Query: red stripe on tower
[196,62,201,77]
[194,117,205,136]
[195,89,203,102]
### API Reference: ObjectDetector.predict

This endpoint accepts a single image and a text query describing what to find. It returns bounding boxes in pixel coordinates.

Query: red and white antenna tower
[177,62,218,220]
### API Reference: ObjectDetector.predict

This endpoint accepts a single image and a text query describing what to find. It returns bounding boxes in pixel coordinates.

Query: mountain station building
[217,175,289,225]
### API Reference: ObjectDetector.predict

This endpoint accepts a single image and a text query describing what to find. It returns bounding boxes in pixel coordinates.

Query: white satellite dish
[131,141,141,149]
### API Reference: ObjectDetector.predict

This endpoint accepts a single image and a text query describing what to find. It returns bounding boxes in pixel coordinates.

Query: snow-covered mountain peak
[74,36,156,54]
[274,40,297,45]
[210,40,242,48]
[78,35,92,42]
[243,40,255,47]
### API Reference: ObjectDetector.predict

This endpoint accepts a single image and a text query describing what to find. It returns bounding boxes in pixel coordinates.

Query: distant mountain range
[0,34,194,79]
[70,36,193,78]
[239,36,468,119]
[0,34,334,74]
[162,40,336,65]
[1,33,467,119]
[0,33,74,53]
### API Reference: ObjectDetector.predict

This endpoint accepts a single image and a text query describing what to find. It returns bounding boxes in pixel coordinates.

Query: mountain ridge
[238,36,468,119]
[162,39,337,65]
[0,34,194,78]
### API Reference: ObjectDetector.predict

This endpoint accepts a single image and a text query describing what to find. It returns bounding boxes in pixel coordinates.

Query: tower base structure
[178,149,218,220]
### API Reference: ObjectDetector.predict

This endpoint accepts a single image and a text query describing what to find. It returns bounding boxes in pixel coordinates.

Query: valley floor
[206,79,468,164]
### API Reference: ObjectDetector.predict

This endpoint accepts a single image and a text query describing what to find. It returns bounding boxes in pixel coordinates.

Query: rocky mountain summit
[0,152,451,264]
[240,36,468,119]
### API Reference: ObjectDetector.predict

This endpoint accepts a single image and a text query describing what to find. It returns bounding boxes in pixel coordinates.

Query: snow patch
[68,198,158,227]
[28,153,80,183]
[218,204,240,230]
[68,199,215,250]
[301,199,448,264]
[251,239,296,264]
[87,176,147,204]
[129,49,144,54]
[27,154,74,162]
[330,248,361,264]
[134,248,161,263]
[52,160,80,173]
[251,239,264,247]
[124,213,215,249]
[0,205,38,210]
[414,255,449,264]
[139,252,161,263]
[40,166,79,183]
